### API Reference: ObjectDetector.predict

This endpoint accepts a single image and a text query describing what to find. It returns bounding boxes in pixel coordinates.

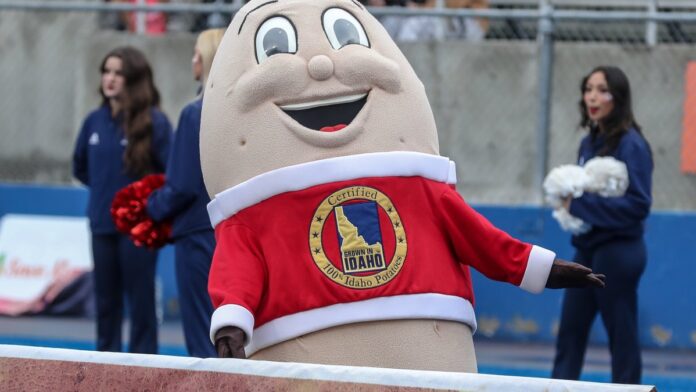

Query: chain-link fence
[1,1,695,210]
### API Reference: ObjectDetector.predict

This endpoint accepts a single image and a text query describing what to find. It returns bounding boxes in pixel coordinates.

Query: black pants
[92,233,158,354]
[175,231,216,358]
[552,237,646,384]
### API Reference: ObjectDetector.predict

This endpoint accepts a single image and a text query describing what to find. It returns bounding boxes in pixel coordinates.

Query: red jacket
[207,152,555,354]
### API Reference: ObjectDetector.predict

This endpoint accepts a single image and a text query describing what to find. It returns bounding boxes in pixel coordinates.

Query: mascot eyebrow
[238,0,279,34]
[238,0,365,34]
[351,0,365,10]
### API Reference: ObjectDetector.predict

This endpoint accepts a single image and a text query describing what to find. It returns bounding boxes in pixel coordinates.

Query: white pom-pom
[552,208,591,234]
[583,156,629,197]
[543,165,590,208]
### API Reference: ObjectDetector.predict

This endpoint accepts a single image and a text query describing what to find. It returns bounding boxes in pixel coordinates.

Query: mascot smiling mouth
[280,93,368,132]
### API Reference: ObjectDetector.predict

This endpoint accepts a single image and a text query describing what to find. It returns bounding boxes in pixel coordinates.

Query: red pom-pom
[111,174,171,249]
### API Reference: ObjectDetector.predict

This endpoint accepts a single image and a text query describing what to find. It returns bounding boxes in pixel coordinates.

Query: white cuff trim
[519,245,555,294]
[209,304,255,345]
[245,293,476,356]
[207,151,457,228]
[448,160,457,184]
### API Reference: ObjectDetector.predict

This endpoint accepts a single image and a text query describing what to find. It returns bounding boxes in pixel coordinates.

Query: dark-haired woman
[551,66,653,384]
[73,46,172,354]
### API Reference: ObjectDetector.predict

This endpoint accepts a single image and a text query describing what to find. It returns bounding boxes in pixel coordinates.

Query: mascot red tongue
[320,124,347,132]
[199,0,594,372]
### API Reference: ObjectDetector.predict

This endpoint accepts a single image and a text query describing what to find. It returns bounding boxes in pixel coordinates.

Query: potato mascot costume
[201,0,604,372]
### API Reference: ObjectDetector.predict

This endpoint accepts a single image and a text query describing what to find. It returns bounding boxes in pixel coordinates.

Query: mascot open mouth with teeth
[201,0,605,372]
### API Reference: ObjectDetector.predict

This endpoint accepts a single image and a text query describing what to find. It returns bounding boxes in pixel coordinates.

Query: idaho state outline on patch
[309,186,407,289]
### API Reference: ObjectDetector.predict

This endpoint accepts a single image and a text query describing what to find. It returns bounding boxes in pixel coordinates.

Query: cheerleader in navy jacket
[146,29,225,358]
[73,47,172,354]
[552,66,653,384]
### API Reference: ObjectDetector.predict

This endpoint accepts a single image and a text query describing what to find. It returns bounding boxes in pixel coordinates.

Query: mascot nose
[307,55,334,81]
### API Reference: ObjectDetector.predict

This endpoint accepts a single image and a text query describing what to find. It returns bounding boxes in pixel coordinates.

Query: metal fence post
[646,0,657,46]
[207,0,227,28]
[135,0,145,34]
[535,0,554,201]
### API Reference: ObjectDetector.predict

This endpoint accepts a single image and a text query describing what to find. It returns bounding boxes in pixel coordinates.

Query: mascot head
[201,0,439,196]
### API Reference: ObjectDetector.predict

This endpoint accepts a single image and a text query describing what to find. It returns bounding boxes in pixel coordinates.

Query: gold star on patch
[313,248,321,254]
[387,207,393,213]
[394,221,400,228]
[312,232,319,238]
[315,216,323,222]
[398,237,404,243]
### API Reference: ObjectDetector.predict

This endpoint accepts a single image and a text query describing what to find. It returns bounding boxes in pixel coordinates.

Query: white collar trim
[207,151,457,227]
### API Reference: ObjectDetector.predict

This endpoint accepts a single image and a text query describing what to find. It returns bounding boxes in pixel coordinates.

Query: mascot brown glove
[215,326,247,359]
[545,258,606,289]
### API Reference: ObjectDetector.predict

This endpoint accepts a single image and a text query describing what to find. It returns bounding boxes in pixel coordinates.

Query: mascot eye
[255,16,297,64]
[322,8,369,50]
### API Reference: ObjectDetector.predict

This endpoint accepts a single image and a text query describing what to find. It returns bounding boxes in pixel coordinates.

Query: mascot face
[201,0,439,196]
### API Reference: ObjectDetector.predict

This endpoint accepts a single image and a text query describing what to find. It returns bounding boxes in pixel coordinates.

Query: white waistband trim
[245,293,476,356]
[207,151,457,228]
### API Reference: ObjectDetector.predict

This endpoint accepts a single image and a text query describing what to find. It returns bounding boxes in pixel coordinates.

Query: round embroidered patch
[309,186,407,289]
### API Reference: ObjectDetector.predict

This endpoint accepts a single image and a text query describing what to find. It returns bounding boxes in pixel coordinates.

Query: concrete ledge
[0,344,657,391]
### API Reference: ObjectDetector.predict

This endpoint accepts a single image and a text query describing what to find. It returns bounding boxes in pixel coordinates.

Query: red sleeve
[439,188,532,286]
[208,220,267,342]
